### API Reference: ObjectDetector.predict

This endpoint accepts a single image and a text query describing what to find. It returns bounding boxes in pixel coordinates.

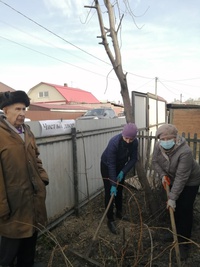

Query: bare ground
[35,183,200,267]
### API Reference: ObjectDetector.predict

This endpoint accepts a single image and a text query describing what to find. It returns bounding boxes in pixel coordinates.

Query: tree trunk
[86,0,159,215]
[136,156,158,215]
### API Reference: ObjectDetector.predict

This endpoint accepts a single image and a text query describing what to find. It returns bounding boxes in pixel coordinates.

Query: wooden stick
[166,184,181,267]
[92,193,115,241]
[86,192,115,257]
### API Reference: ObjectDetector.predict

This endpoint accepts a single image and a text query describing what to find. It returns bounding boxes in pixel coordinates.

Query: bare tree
[85,0,133,122]
[85,1,158,215]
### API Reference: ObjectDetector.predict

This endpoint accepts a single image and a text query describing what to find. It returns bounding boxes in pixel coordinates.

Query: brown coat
[0,117,49,238]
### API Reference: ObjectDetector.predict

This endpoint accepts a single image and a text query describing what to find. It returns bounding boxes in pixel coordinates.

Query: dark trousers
[174,185,199,240]
[101,161,124,221]
[0,231,38,267]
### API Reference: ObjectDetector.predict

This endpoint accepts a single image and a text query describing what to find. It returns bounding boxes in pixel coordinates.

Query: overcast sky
[0,0,200,104]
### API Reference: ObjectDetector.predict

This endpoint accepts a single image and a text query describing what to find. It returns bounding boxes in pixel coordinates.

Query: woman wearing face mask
[100,123,138,234]
[152,124,200,261]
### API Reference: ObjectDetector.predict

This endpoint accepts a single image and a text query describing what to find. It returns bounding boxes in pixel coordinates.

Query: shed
[167,103,200,137]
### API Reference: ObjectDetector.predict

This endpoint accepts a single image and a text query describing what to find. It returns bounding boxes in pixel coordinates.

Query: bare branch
[95,0,115,66]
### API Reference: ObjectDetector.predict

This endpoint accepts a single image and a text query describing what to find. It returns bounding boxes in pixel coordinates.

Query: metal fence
[28,119,200,229]
[27,118,126,229]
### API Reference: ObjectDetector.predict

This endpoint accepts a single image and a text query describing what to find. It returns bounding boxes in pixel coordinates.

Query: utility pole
[180,94,182,103]
[155,77,158,128]
[155,77,158,95]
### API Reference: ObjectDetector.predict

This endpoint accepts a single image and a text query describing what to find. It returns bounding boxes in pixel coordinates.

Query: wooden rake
[166,184,181,267]
[68,192,115,266]
[86,192,115,257]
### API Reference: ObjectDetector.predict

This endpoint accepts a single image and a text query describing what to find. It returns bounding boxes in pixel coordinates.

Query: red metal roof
[29,103,89,111]
[44,83,100,104]
[0,82,16,92]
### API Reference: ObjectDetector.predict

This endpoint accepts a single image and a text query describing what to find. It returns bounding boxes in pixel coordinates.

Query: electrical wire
[0,35,117,80]
[0,0,199,101]
[0,0,111,66]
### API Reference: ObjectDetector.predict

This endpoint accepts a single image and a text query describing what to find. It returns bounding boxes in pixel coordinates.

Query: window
[38,91,49,98]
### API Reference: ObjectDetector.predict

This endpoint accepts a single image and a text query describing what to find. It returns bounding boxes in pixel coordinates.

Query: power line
[158,79,200,100]
[0,0,111,66]
[132,78,155,90]
[159,78,200,88]
[0,35,117,80]
[158,79,180,96]
[0,0,157,81]
[0,19,108,68]
[0,0,200,101]
[160,77,200,82]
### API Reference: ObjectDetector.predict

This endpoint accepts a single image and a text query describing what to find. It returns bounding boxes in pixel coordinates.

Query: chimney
[64,83,68,87]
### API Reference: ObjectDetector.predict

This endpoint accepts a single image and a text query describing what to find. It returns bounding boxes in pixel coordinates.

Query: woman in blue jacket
[100,123,138,234]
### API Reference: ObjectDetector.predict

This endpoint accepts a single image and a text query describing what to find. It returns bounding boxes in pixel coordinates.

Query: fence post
[71,127,79,216]
[193,133,197,160]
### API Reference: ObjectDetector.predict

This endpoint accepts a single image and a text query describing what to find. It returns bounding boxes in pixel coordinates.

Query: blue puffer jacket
[101,133,138,184]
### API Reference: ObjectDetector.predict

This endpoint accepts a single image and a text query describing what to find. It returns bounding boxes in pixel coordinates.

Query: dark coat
[0,117,49,238]
[101,133,138,184]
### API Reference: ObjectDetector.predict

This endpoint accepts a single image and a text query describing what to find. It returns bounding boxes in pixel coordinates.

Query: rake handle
[166,184,181,267]
[92,193,115,241]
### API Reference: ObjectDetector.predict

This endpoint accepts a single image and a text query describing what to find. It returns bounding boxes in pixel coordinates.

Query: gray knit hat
[0,91,30,109]
[156,124,178,139]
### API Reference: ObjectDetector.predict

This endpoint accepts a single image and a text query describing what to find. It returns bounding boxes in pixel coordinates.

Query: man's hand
[117,171,124,182]
[110,185,117,196]
[167,199,176,211]
[162,176,171,190]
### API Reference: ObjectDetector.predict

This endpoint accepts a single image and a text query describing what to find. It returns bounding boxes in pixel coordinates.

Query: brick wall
[169,109,200,138]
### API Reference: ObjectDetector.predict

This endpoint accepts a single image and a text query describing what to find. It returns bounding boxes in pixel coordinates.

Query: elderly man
[0,91,49,267]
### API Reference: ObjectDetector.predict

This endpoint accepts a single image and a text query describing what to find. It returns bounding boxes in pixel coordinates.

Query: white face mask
[160,139,175,150]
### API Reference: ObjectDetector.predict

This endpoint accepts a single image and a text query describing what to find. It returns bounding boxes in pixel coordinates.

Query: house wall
[26,110,85,121]
[28,84,65,103]
[169,108,200,137]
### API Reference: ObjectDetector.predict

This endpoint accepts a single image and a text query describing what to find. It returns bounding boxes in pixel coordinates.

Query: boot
[107,220,117,234]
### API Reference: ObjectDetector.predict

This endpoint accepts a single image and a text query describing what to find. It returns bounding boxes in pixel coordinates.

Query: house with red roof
[0,82,16,93]
[27,82,100,105]
[25,82,123,121]
[0,81,123,121]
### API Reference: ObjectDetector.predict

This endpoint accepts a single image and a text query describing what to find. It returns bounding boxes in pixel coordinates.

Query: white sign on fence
[39,120,75,136]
